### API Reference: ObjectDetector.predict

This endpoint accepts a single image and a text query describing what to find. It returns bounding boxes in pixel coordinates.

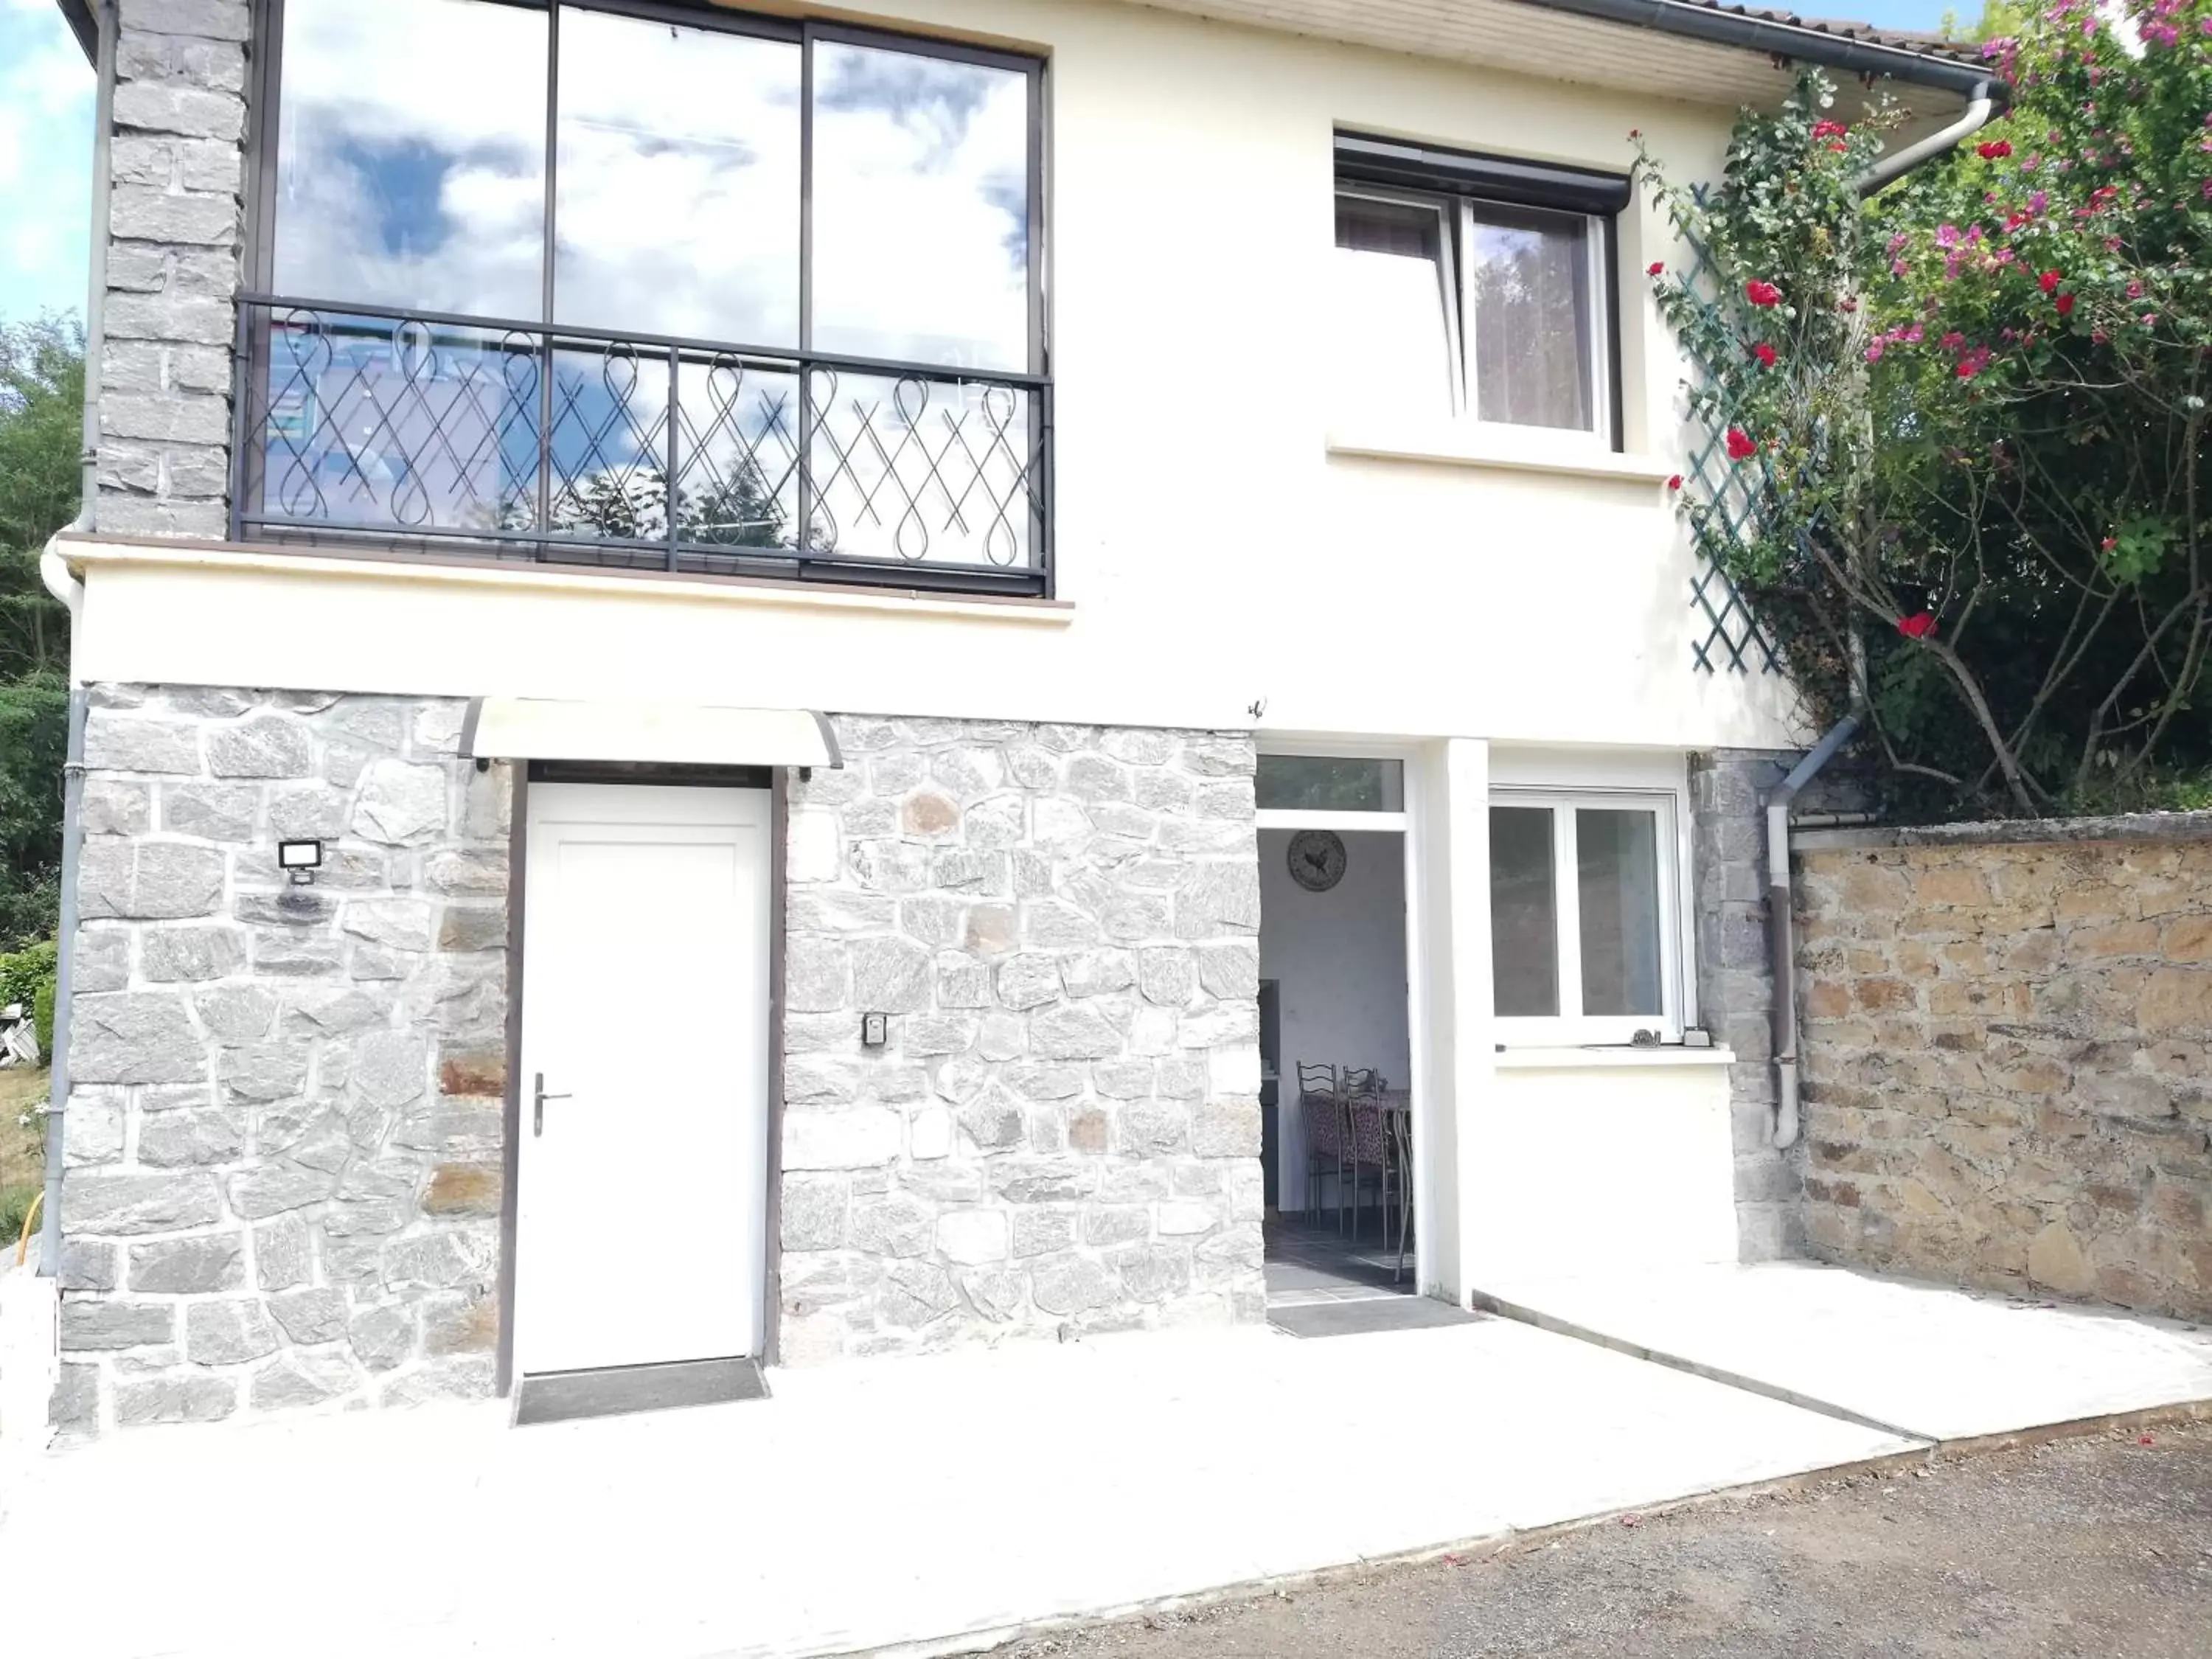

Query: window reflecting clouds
[554,10,800,345]
[812,42,1031,372]
[274,0,546,318]
[257,2,1043,580]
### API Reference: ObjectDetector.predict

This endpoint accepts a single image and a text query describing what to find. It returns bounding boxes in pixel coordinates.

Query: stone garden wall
[777,717,1267,1360]
[56,685,509,1435]
[1794,817,2212,1321]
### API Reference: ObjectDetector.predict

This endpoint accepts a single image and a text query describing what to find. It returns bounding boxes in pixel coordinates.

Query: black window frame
[1332,131,1627,453]
[235,0,1054,597]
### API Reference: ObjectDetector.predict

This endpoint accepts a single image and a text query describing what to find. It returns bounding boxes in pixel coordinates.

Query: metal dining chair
[1339,1068,1386,1241]
[1385,1102,1415,1283]
[1295,1062,1340,1223]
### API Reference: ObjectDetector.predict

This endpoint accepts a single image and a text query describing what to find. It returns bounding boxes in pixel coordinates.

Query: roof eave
[54,0,97,66]
[1513,0,2005,100]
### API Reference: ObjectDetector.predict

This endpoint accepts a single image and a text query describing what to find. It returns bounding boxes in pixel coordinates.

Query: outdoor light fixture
[277,839,324,886]
[861,1012,888,1048]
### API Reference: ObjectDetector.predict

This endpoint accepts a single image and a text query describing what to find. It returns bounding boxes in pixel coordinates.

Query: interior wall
[1259,827,1411,1211]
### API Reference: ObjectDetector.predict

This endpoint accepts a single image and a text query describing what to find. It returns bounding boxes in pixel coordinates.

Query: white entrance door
[517,782,771,1374]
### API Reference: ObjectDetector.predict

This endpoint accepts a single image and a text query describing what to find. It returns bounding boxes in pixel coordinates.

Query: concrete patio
[3,1262,2208,1659]
[0,1316,1909,1659]
[1472,1259,2212,1443]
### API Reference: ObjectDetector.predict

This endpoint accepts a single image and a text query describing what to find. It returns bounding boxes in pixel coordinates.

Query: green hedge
[0,935,56,1054]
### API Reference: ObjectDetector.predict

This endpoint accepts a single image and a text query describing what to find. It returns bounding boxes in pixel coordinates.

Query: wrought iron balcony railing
[230,296,1052,597]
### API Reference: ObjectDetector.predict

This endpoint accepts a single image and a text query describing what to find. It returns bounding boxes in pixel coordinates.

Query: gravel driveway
[1009,1423,2212,1658]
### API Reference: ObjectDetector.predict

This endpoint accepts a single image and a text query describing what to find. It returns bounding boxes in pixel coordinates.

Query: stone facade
[1689,749,1797,1260]
[97,0,252,539]
[56,685,509,1435]
[1795,819,2212,1321]
[777,716,1267,1360]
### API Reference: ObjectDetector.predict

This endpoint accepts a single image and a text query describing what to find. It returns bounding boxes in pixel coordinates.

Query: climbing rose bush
[1637,0,2212,818]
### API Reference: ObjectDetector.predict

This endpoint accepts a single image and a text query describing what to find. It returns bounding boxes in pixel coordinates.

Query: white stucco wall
[66,0,1797,754]
[1465,1059,1742,1279]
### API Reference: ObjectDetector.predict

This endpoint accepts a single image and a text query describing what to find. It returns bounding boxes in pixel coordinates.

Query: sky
[1819,0,1982,34]
[0,0,94,327]
[0,0,1971,333]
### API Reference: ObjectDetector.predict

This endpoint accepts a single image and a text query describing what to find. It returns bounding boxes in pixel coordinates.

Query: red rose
[1666,474,1683,492]
[1724,428,1758,462]
[1646,261,1666,277]
[1897,612,1936,639]
[1751,342,1778,367]
[2056,292,2076,316]
[1743,279,1782,307]
[1977,139,2013,160]
[1812,119,1848,140]
[2039,270,2062,293]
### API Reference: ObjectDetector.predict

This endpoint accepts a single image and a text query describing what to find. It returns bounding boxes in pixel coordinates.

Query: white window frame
[1332,184,1613,443]
[1489,787,1683,1048]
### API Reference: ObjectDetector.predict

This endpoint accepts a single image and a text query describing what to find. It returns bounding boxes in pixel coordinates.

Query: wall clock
[1287,830,1348,893]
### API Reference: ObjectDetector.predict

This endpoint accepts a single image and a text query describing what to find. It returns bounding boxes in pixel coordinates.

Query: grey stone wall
[1689,750,1798,1260]
[97,0,251,539]
[777,716,1267,1361]
[55,685,509,1436]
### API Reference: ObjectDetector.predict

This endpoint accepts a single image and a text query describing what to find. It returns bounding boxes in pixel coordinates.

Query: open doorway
[1254,755,1463,1336]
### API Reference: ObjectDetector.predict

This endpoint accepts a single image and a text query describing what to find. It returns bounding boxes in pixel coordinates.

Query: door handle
[533,1072,573,1136]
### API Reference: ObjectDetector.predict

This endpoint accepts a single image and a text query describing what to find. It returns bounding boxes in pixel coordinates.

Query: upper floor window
[1331,133,1626,443]
[267,0,1036,372]
[243,0,1048,592]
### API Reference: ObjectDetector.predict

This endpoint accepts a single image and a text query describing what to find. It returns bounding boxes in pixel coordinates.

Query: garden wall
[1794,815,2212,1321]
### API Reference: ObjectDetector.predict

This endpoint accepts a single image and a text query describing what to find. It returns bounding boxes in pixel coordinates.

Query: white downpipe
[41,542,85,624]
[1855,82,2000,198]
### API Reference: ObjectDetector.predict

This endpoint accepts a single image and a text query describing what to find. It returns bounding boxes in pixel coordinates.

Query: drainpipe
[1761,80,1999,1152]
[1854,80,2001,198]
[33,0,116,1277]
[1765,717,1856,1150]
[35,684,87,1279]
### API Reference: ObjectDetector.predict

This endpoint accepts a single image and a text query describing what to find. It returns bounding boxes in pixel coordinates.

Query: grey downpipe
[35,0,116,1277]
[1856,81,2000,198]
[37,694,87,1278]
[1766,717,1858,1150]
[1756,74,1996,1149]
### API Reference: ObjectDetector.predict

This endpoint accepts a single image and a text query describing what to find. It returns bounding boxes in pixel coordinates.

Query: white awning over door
[460,698,842,769]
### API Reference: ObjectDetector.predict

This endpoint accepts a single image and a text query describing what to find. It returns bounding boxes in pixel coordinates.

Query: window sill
[1494,1046,1739,1070]
[1327,425,1677,485]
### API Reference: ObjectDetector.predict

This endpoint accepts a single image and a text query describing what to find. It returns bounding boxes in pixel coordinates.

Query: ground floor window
[1489,790,1680,1045]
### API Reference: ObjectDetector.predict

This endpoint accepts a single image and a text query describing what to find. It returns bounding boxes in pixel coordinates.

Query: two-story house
[35,0,1990,1433]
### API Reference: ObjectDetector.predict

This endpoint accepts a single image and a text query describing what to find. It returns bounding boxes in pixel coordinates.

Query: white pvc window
[1490,792,1680,1045]
[1332,187,1609,439]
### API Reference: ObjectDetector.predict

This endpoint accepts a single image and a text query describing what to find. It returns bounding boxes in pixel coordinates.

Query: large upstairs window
[1330,133,1625,447]
[241,0,1048,593]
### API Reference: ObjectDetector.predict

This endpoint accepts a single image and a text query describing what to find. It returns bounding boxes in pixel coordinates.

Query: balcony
[229,296,1053,598]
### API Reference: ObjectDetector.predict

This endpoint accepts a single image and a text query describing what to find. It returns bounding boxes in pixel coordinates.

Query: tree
[0,316,81,678]
[1635,0,2212,818]
[0,316,81,947]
